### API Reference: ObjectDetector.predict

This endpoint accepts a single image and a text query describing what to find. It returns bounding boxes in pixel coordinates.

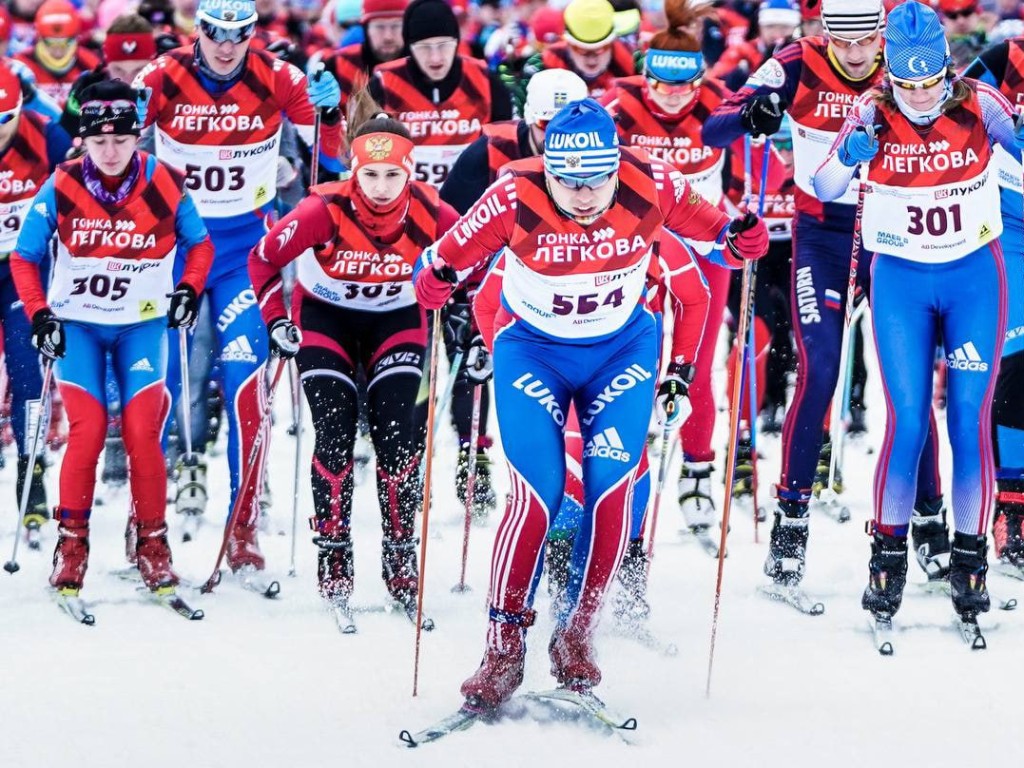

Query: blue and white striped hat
[543,98,620,179]
[884,1,950,80]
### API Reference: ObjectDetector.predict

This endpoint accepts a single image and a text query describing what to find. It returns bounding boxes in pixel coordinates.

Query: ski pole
[201,357,287,593]
[4,360,53,574]
[644,409,677,569]
[413,311,443,696]
[432,349,464,444]
[178,330,194,463]
[288,358,303,577]
[821,147,873,507]
[308,63,324,187]
[833,299,868,487]
[453,383,483,593]
[707,133,772,696]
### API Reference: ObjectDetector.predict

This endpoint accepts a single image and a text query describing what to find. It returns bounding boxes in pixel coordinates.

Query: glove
[135,86,151,128]
[269,318,302,358]
[166,284,199,329]
[31,309,65,360]
[276,156,298,187]
[726,213,769,261]
[306,67,341,110]
[463,336,493,384]
[838,124,881,167]
[443,302,473,352]
[414,256,458,310]
[656,362,695,427]
[739,93,785,137]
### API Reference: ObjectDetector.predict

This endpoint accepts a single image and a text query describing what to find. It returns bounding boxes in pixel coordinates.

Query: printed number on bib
[552,288,625,316]
[414,161,449,186]
[907,204,961,237]
[185,163,245,193]
[342,283,403,301]
[70,274,131,301]
[0,213,21,236]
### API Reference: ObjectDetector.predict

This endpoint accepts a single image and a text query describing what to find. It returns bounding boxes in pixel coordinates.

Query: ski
[869,614,895,656]
[180,511,201,543]
[611,623,679,657]
[393,598,435,631]
[52,588,95,626]
[144,586,205,620]
[757,583,825,615]
[399,704,486,747]
[993,560,1024,582]
[810,496,851,524]
[955,616,986,650]
[236,565,281,599]
[521,687,638,738]
[685,526,721,558]
[328,597,357,634]
[734,495,767,523]
[917,580,1017,611]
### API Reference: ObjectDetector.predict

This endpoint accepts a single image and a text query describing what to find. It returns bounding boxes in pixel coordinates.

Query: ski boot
[760,403,784,436]
[729,436,755,500]
[949,532,990,618]
[861,529,908,617]
[612,538,650,627]
[226,523,266,572]
[124,511,138,565]
[382,536,420,613]
[549,623,601,690]
[678,461,715,532]
[763,501,809,585]
[456,445,498,518]
[315,534,354,602]
[136,523,180,591]
[545,532,573,620]
[49,509,90,591]
[461,608,534,711]
[18,455,49,549]
[812,440,843,497]
[993,490,1024,573]
[175,456,208,518]
[910,499,951,582]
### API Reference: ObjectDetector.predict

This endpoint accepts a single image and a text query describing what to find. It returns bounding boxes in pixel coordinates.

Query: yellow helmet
[563,0,617,50]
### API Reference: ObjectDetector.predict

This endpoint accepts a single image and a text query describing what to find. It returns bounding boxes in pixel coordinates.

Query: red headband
[103,32,157,63]
[351,132,414,174]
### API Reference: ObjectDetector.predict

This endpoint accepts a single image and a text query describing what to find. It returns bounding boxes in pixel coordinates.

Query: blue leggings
[0,259,47,454]
[870,245,1006,535]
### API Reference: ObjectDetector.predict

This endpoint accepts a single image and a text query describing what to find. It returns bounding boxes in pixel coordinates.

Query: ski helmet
[523,69,588,126]
[884,1,950,81]
[34,0,81,39]
[195,0,258,30]
[543,98,619,180]
[563,0,617,49]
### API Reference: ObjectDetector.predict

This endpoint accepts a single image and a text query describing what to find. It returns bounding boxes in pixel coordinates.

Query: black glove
[463,335,493,385]
[166,284,199,329]
[268,318,302,358]
[740,93,786,137]
[656,362,696,426]
[443,302,473,352]
[31,309,65,360]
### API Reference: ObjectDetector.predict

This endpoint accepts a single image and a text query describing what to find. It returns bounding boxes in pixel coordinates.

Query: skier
[0,61,71,545]
[704,0,949,591]
[13,0,100,107]
[814,0,1021,622]
[135,0,343,578]
[10,80,213,596]
[413,98,767,711]
[248,102,460,620]
[963,36,1024,575]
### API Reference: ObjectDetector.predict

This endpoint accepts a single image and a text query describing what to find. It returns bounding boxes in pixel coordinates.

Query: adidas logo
[583,426,631,463]
[221,336,258,364]
[129,357,154,372]
[946,341,988,372]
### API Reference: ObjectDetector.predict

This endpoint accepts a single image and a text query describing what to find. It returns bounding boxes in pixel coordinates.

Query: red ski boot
[226,523,265,572]
[549,624,601,690]
[124,511,138,566]
[136,523,180,591]
[460,608,535,711]
[49,509,90,590]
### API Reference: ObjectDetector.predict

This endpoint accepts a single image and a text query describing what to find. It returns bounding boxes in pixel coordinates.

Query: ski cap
[544,98,619,179]
[403,0,459,46]
[361,0,408,23]
[524,69,588,125]
[884,1,949,80]
[196,0,257,29]
[644,48,704,84]
[34,0,81,39]
[78,80,141,137]
[759,0,801,28]
[820,0,883,40]
[563,0,617,49]
[531,6,564,46]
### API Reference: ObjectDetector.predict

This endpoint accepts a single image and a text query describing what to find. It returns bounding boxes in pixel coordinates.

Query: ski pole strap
[489,606,536,627]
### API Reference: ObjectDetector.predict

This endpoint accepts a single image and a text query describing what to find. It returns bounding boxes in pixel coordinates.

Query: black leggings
[296,298,427,544]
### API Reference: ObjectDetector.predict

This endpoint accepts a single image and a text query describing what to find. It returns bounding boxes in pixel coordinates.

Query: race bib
[791,120,858,206]
[0,197,32,254]
[411,144,469,188]
[296,248,415,312]
[155,128,281,218]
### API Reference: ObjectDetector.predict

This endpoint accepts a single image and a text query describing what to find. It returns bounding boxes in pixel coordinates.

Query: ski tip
[971,633,987,650]
[809,602,826,615]
[422,617,436,632]
[1000,598,1018,611]
[188,607,206,621]
[3,560,20,574]
[878,641,893,656]
[621,717,638,731]
[264,581,282,598]
[182,532,192,543]
[398,729,418,748]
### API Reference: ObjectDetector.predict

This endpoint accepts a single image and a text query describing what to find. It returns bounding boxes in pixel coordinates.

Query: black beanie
[402,0,459,47]
[78,79,141,137]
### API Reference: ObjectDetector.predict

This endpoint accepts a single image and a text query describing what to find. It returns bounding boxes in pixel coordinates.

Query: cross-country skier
[10,80,213,596]
[704,0,950,591]
[963,37,1024,574]
[0,61,70,545]
[814,0,1021,621]
[13,0,100,107]
[248,98,460,621]
[413,97,767,711]
[135,0,343,577]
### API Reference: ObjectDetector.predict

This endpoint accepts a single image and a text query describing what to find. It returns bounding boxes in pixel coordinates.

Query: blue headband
[644,49,704,84]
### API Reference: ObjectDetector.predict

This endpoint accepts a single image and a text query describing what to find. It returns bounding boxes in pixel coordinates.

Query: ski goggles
[773,137,793,151]
[646,77,702,96]
[551,170,616,190]
[80,99,136,117]
[199,19,256,44]
[943,7,977,19]
[889,71,946,91]
[827,30,880,49]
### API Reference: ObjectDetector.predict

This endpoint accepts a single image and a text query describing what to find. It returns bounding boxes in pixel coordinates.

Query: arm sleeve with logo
[248,192,337,325]
[656,159,735,266]
[279,62,342,174]
[9,178,58,320]
[812,94,874,202]
[658,230,711,364]
[702,42,803,148]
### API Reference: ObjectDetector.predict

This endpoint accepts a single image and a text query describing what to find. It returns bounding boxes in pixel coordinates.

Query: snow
[1,321,1017,768]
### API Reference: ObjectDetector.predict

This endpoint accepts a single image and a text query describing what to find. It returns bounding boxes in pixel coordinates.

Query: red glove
[415,258,458,309]
[726,213,769,262]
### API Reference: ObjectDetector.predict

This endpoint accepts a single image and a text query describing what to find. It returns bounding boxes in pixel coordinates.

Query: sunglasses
[552,171,616,190]
[774,138,793,151]
[827,31,880,49]
[646,77,701,96]
[199,19,256,45]
[409,39,457,55]
[889,71,946,90]
[944,8,977,19]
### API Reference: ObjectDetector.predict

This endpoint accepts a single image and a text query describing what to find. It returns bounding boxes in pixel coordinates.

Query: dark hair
[346,87,411,150]
[107,12,154,35]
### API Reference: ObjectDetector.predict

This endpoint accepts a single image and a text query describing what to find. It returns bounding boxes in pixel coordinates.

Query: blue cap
[884,1,950,80]
[544,98,620,179]
[644,49,704,84]
[758,0,800,27]
[196,0,257,28]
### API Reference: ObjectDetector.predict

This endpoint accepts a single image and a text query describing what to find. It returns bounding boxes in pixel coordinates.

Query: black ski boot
[315,535,354,602]
[613,538,650,626]
[910,498,951,581]
[760,403,784,436]
[456,445,498,517]
[812,439,843,497]
[861,530,908,617]
[949,532,990,618]
[18,455,49,533]
[763,502,809,585]
[729,435,755,500]
[847,381,867,437]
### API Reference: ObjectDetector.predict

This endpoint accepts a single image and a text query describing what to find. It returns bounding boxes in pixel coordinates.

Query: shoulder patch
[747,58,786,90]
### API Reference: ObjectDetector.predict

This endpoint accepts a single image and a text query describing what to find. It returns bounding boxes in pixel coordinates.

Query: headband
[351,132,415,174]
[103,32,157,63]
